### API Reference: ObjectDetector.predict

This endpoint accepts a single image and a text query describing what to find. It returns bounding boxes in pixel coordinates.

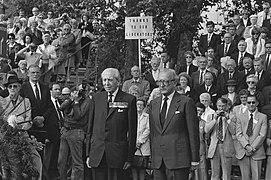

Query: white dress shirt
[160,91,175,118]
[30,81,41,100]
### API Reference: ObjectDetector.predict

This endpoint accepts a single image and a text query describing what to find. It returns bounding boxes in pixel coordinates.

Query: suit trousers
[239,155,262,180]
[58,129,85,180]
[266,155,271,180]
[210,144,232,180]
[153,160,190,180]
[92,153,129,180]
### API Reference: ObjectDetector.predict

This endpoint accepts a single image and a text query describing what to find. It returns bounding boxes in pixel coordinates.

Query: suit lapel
[162,92,180,133]
[153,97,162,132]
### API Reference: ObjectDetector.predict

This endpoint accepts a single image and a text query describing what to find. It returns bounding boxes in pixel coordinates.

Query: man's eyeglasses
[186,56,192,58]
[8,37,15,40]
[8,84,19,89]
[156,80,174,85]
[252,33,259,35]
[247,81,255,84]
[247,101,256,104]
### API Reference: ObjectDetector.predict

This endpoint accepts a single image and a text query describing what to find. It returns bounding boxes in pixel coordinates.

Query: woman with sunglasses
[245,27,265,58]
[244,74,264,111]
[176,51,198,76]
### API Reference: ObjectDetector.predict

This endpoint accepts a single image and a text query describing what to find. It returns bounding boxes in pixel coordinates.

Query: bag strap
[137,148,143,156]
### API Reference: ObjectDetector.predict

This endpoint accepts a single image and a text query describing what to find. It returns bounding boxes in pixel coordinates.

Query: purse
[132,148,149,168]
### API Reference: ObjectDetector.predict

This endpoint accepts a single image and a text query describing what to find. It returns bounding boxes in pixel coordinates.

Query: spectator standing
[44,11,55,24]
[20,64,54,180]
[230,39,254,71]
[58,86,91,180]
[144,56,160,91]
[233,14,245,37]
[132,98,150,180]
[245,27,265,58]
[198,21,221,56]
[257,2,271,27]
[205,98,236,180]
[71,19,82,68]
[14,60,28,82]
[240,9,251,27]
[86,68,137,180]
[191,56,208,89]
[235,94,267,180]
[36,33,57,84]
[240,57,255,76]
[122,65,150,102]
[243,15,260,39]
[253,57,271,91]
[260,41,271,74]
[175,51,198,76]
[215,32,237,62]
[200,93,215,122]
[16,43,42,69]
[28,7,39,27]
[26,21,43,45]
[176,72,193,97]
[148,68,199,180]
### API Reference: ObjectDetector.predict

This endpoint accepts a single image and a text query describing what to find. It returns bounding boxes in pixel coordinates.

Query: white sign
[125,16,153,39]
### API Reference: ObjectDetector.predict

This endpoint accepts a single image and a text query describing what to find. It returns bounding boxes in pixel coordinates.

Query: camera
[217,112,225,116]
[78,81,87,98]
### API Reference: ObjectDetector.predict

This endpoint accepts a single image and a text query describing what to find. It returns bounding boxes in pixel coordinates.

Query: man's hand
[136,142,142,149]
[86,157,92,169]
[191,162,199,171]
[267,138,271,147]
[123,162,131,170]
[71,91,82,103]
[245,145,254,156]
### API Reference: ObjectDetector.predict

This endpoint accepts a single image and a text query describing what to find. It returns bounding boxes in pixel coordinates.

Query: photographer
[58,86,91,180]
[205,97,236,180]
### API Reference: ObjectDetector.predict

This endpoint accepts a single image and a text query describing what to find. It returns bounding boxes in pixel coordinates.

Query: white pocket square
[175,111,180,114]
[118,109,124,113]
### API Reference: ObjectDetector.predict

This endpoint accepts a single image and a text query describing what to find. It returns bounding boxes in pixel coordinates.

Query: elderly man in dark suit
[86,68,137,180]
[198,21,221,56]
[215,33,238,62]
[191,56,209,89]
[253,57,271,91]
[20,64,54,180]
[231,40,254,71]
[233,14,245,37]
[149,68,200,180]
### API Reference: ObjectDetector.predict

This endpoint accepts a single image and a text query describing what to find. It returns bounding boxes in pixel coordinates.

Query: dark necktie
[267,54,270,68]
[217,116,223,141]
[199,71,204,85]
[11,100,16,106]
[55,100,63,120]
[239,53,244,67]
[107,93,113,114]
[160,96,168,128]
[164,62,167,68]
[34,83,40,101]
[224,44,228,56]
[246,113,253,137]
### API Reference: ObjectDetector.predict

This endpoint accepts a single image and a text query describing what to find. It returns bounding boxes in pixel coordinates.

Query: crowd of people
[1,1,271,180]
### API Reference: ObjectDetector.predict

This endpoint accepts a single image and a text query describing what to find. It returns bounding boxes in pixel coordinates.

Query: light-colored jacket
[0,95,32,130]
[235,110,267,160]
[135,112,150,156]
[205,113,235,158]
[245,38,265,58]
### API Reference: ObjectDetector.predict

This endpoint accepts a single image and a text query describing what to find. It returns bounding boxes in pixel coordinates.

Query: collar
[51,96,58,102]
[162,90,175,100]
[109,87,119,97]
[248,110,257,118]
[184,86,190,93]
[30,81,39,87]
[132,78,140,83]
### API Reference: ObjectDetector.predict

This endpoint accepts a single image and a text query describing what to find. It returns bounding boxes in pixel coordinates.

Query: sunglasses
[9,37,15,39]
[247,101,256,104]
[8,84,19,89]
[186,56,192,58]
[252,33,259,35]
[247,81,255,84]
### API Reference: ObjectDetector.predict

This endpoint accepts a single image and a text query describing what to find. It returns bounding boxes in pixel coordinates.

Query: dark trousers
[92,154,129,180]
[153,160,190,180]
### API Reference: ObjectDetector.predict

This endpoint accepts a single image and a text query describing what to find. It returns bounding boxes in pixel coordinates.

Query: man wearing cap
[17,43,42,69]
[243,15,260,39]
[1,75,42,179]
[37,33,57,84]
[20,64,54,180]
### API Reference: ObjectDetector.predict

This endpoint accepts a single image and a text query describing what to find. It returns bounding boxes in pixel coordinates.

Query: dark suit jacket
[149,92,200,169]
[217,71,246,95]
[195,84,219,105]
[231,52,254,71]
[26,29,43,45]
[257,71,271,91]
[78,21,94,33]
[48,98,62,143]
[240,68,255,77]
[87,90,137,168]
[260,53,271,74]
[198,33,221,55]
[175,64,198,76]
[236,25,245,37]
[232,34,243,46]
[215,43,238,61]
[263,19,271,39]
[144,71,158,91]
[262,85,271,106]
[20,81,53,142]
